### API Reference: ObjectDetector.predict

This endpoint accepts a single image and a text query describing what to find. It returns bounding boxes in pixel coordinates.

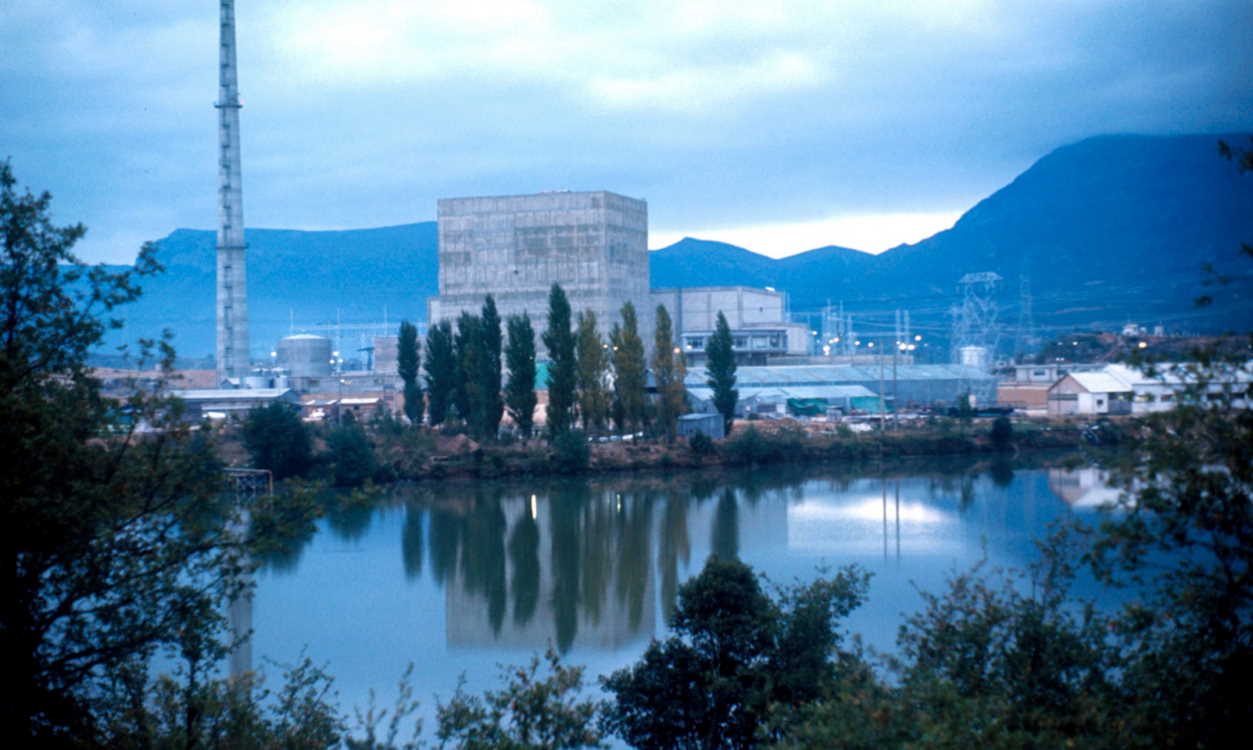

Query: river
[242,458,1118,731]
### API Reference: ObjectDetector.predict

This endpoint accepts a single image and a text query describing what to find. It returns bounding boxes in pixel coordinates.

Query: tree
[397,319,423,425]
[575,310,610,434]
[601,557,869,750]
[543,283,577,438]
[610,301,647,433]
[706,311,738,435]
[435,649,603,749]
[242,401,313,480]
[423,319,456,426]
[1,161,250,739]
[479,295,505,440]
[653,304,688,441]
[453,311,483,428]
[325,420,378,487]
[505,313,538,439]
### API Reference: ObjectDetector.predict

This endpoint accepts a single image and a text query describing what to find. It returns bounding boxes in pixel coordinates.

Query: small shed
[677,412,725,440]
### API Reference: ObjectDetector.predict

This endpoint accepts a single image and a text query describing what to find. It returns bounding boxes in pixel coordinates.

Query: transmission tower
[1013,273,1036,361]
[949,271,1002,366]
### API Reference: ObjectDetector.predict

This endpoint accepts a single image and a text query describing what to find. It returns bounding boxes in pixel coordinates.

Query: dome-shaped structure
[276,334,333,378]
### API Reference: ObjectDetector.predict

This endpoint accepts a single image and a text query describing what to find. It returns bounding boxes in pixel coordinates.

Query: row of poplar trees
[396,283,702,441]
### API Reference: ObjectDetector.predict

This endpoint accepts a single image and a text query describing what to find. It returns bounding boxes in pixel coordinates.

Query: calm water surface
[246,460,1115,724]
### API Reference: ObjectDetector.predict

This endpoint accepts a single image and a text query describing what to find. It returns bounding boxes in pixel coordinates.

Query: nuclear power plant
[428,191,653,341]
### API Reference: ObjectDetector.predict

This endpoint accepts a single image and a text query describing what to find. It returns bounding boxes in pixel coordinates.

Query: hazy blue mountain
[104,132,1252,362]
[649,133,1253,335]
[106,223,437,360]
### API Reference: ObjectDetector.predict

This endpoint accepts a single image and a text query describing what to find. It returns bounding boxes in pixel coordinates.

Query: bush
[551,429,590,473]
[689,431,716,457]
[325,422,378,487]
[242,402,313,480]
[723,426,781,465]
[990,415,1014,450]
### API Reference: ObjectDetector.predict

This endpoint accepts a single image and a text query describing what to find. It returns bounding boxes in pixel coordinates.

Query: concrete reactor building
[427,191,652,342]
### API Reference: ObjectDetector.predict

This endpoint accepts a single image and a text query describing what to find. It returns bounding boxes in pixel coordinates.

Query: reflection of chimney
[228,590,253,677]
[215,0,249,382]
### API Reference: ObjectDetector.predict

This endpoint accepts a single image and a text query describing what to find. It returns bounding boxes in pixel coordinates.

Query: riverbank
[357,416,1090,481]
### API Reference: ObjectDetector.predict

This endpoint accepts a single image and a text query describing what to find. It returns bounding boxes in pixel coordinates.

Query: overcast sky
[3,0,1250,264]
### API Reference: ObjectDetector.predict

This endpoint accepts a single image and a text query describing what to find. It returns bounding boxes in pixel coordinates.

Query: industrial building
[428,191,652,347]
[651,286,810,364]
[1046,362,1252,416]
[685,364,997,417]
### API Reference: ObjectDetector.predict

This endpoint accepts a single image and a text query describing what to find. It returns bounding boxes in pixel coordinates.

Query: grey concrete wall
[429,191,651,359]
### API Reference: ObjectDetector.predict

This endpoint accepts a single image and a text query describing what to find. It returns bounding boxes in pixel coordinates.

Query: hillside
[650,133,1253,334]
[104,132,1253,361]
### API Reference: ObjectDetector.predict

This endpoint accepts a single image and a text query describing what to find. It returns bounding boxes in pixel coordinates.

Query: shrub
[551,429,590,473]
[689,431,715,457]
[990,415,1014,450]
[325,422,378,487]
[242,402,313,480]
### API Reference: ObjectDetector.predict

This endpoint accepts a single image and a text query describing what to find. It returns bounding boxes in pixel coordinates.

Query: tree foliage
[543,283,577,439]
[478,295,505,440]
[1,160,251,740]
[242,402,313,480]
[601,557,868,750]
[423,320,456,426]
[505,312,538,439]
[436,649,603,749]
[397,319,423,425]
[610,301,647,433]
[575,310,610,434]
[706,311,739,435]
[326,420,379,488]
[652,304,687,441]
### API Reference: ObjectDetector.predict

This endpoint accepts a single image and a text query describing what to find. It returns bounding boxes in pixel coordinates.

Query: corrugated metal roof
[686,364,992,386]
[1067,372,1132,393]
[688,384,877,403]
[172,388,297,400]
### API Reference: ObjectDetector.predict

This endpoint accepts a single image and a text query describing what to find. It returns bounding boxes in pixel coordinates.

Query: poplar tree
[397,320,423,425]
[610,301,647,432]
[543,283,577,438]
[505,313,538,438]
[454,311,483,431]
[706,311,738,435]
[575,310,610,434]
[479,295,504,439]
[423,319,456,426]
[652,305,688,441]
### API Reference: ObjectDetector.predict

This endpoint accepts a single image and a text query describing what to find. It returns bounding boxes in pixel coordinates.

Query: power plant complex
[200,3,995,420]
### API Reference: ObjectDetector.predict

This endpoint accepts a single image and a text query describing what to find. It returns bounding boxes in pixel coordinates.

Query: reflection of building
[1048,467,1122,508]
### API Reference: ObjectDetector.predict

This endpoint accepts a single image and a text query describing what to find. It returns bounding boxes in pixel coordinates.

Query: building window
[686,337,704,350]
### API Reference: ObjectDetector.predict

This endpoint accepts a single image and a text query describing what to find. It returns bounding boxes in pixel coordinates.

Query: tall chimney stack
[215,0,249,383]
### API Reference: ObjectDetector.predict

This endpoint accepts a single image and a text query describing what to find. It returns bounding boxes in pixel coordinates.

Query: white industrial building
[685,364,997,417]
[651,286,810,364]
[1047,362,1252,416]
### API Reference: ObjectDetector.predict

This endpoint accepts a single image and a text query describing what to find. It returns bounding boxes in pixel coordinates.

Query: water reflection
[256,460,1090,667]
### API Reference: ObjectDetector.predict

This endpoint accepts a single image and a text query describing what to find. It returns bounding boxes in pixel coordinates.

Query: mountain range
[103,133,1252,362]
